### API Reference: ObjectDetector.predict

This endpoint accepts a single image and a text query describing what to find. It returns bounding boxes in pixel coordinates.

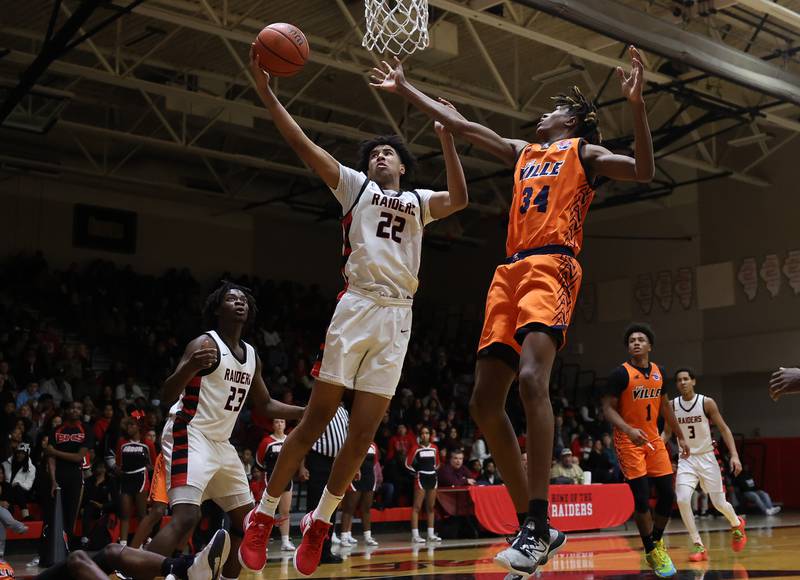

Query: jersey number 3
[376,212,406,244]
[520,185,549,215]
[224,386,246,412]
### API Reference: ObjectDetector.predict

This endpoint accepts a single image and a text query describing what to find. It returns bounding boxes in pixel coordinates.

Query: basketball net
[362,0,429,55]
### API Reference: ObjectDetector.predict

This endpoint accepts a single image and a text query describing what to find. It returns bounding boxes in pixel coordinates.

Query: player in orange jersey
[373,46,655,576]
[602,323,688,578]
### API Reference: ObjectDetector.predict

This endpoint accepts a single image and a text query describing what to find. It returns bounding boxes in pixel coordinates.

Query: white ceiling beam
[735,0,800,31]
[428,0,800,134]
[462,17,518,108]
[661,153,769,187]
[2,50,505,174]
[115,1,532,120]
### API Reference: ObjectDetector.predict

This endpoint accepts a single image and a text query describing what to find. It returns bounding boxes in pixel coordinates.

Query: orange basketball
[254,23,309,77]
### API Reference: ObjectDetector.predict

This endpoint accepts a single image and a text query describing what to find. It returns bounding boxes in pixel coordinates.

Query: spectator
[386,424,416,461]
[16,382,41,409]
[438,449,476,487]
[114,375,145,403]
[0,362,17,393]
[80,462,115,550]
[469,431,490,464]
[734,466,781,515]
[477,458,503,486]
[2,442,36,518]
[241,448,254,481]
[443,427,462,453]
[601,433,620,481]
[550,449,584,485]
[0,467,29,559]
[249,465,266,502]
[39,366,74,406]
[585,439,614,483]
[467,458,481,479]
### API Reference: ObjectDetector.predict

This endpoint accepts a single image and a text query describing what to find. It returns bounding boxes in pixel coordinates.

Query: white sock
[364,530,372,540]
[258,493,280,518]
[412,528,421,538]
[312,487,344,524]
[281,534,290,544]
[427,527,435,537]
[709,492,740,528]
[342,531,352,541]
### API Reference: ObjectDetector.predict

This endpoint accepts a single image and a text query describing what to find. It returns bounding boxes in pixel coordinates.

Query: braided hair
[202,281,258,331]
[551,86,602,145]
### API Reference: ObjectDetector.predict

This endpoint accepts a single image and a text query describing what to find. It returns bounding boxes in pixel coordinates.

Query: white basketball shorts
[313,286,412,399]
[676,451,724,494]
[161,418,252,511]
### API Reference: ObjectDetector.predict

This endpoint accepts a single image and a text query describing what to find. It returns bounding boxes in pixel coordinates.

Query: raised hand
[769,367,800,400]
[369,56,406,93]
[188,337,217,372]
[249,43,271,94]
[616,45,644,105]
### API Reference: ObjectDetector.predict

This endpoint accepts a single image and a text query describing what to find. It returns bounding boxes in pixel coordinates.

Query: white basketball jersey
[169,330,256,441]
[334,165,436,299]
[672,394,714,455]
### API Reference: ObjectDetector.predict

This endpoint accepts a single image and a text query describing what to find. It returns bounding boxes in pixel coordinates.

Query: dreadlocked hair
[202,280,258,331]
[551,86,602,145]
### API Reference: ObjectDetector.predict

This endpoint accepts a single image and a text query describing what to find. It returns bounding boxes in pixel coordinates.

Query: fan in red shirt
[386,424,416,461]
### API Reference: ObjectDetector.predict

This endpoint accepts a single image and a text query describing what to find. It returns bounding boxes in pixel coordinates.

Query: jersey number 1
[225,386,246,412]
[520,185,549,214]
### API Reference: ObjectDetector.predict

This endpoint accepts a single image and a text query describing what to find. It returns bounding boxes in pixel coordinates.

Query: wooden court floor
[254,517,800,579]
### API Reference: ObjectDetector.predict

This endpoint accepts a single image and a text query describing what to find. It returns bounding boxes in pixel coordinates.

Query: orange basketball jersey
[615,362,665,443]
[508,138,595,257]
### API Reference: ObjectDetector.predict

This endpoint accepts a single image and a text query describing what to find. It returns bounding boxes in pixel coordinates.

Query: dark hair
[624,322,655,347]
[356,134,417,179]
[551,86,602,144]
[202,281,258,330]
[674,367,696,380]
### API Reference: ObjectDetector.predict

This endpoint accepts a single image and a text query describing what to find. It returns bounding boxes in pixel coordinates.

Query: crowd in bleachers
[1,252,765,556]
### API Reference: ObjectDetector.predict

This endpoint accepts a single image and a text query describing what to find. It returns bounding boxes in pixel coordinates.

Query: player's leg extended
[675,460,703,558]
[265,380,345,499]
[519,331,557,525]
[469,354,524,513]
[294,391,390,576]
[223,503,252,579]
[702,461,746,550]
[146,502,201,556]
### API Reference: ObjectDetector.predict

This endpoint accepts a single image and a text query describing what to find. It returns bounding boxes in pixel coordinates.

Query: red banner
[467,484,634,534]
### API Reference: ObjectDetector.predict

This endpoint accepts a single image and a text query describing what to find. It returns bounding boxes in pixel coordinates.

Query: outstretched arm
[249,354,305,421]
[428,119,468,219]
[583,46,654,183]
[704,397,741,475]
[250,45,339,188]
[371,58,526,167]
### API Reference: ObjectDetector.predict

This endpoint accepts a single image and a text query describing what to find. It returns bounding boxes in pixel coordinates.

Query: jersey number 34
[520,185,549,214]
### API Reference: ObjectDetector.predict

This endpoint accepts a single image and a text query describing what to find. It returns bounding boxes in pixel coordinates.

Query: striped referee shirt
[311,405,349,458]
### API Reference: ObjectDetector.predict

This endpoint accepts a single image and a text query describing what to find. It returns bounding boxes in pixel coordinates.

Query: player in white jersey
[663,368,747,561]
[240,45,468,576]
[146,282,305,580]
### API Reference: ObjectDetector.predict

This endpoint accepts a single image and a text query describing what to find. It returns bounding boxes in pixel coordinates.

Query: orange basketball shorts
[149,453,169,505]
[616,437,673,480]
[478,252,582,354]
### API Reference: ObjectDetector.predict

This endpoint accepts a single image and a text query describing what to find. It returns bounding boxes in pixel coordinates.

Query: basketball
[254,23,309,77]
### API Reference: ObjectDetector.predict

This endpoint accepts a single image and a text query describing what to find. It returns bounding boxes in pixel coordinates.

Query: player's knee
[518,364,548,397]
[172,506,202,532]
[66,550,95,575]
[152,502,167,518]
[675,486,693,507]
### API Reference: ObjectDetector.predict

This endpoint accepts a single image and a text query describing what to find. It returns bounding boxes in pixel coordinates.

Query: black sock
[652,525,665,542]
[641,533,655,553]
[160,555,193,579]
[527,499,549,539]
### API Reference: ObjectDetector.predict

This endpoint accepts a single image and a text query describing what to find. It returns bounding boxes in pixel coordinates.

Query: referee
[301,403,348,564]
